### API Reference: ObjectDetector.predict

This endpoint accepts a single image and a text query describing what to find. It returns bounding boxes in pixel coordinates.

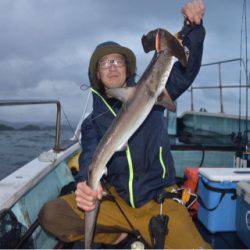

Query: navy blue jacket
[78,24,205,208]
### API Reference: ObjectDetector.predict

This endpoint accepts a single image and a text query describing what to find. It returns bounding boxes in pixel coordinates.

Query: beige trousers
[38,185,211,249]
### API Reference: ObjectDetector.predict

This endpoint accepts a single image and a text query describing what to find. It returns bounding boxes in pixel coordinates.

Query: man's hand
[181,0,205,25]
[75,181,103,211]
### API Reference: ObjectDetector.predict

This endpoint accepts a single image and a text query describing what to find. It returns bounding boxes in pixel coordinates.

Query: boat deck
[195,218,247,249]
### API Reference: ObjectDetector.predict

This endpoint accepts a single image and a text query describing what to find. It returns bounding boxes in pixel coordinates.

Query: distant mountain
[19,125,41,131]
[0,119,77,130]
[42,124,72,130]
[0,124,15,131]
[0,121,73,131]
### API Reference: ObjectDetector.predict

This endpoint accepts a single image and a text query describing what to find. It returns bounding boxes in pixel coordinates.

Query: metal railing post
[191,86,194,111]
[218,63,224,113]
[0,100,62,152]
[54,101,61,152]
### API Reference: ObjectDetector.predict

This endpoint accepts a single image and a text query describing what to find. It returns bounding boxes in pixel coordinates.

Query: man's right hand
[181,0,205,25]
[75,181,103,212]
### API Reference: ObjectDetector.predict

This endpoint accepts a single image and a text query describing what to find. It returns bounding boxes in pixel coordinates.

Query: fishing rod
[238,0,249,147]
[233,0,250,168]
[243,0,249,145]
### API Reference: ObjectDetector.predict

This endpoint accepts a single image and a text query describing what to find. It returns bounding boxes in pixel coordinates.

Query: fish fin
[106,87,136,103]
[156,89,176,112]
[116,142,128,151]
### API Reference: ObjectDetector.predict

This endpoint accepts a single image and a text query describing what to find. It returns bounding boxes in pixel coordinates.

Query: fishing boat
[1,3,250,249]
[0,58,249,249]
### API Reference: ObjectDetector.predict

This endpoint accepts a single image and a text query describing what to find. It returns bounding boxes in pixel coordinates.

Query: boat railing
[0,100,63,152]
[189,58,250,113]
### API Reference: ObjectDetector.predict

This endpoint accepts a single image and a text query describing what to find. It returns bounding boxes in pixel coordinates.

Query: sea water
[0,129,74,180]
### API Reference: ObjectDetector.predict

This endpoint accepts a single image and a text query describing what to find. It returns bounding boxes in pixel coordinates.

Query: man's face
[97,53,127,90]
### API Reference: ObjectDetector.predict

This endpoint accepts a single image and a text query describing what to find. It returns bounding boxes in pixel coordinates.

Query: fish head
[141,29,158,53]
[141,28,188,67]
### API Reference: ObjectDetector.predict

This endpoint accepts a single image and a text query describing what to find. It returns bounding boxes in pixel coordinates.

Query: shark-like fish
[84,28,187,249]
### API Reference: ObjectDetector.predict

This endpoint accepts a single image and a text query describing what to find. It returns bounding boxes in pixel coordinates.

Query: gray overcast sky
[0,0,249,125]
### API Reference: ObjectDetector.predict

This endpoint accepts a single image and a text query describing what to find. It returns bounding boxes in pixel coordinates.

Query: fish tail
[84,201,100,249]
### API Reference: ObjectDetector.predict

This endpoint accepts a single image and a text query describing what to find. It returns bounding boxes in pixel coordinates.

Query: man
[39,0,209,248]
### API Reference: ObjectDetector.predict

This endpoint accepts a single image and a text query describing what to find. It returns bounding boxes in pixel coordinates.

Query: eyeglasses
[98,58,126,69]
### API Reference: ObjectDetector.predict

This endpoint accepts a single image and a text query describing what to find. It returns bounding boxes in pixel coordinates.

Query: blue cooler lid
[199,168,250,182]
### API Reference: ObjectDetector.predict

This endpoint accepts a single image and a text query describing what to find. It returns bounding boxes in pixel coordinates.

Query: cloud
[0,0,249,124]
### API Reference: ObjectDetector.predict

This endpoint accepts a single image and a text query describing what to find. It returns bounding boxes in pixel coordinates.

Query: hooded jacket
[78,23,205,208]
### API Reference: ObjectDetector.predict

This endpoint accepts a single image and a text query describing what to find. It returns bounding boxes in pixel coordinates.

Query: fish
[84,28,188,249]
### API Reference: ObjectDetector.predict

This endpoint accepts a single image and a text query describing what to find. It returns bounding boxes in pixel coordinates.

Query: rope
[61,105,76,139]
[238,2,245,133]
[237,0,249,147]
[50,82,76,140]
[79,84,121,121]
[80,83,91,91]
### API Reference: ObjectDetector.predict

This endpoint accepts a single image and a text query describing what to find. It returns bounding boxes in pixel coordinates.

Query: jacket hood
[88,41,137,91]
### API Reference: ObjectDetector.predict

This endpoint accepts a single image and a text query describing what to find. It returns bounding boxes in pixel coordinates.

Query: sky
[0,0,249,126]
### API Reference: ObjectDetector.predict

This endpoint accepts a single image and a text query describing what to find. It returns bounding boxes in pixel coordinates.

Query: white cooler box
[236,181,250,248]
[198,168,250,233]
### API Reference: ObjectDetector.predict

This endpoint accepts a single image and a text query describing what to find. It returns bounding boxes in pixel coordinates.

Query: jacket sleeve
[76,114,99,183]
[166,22,206,100]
